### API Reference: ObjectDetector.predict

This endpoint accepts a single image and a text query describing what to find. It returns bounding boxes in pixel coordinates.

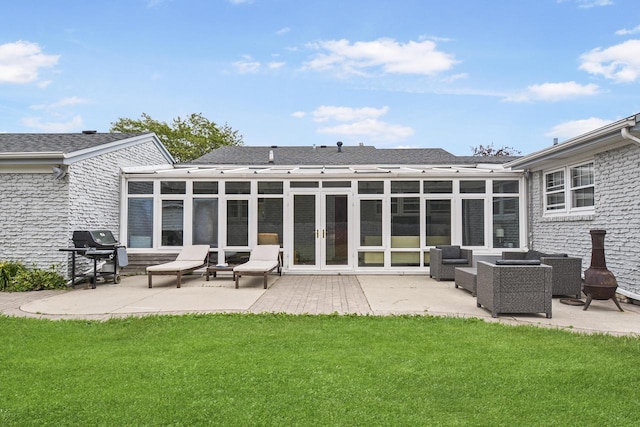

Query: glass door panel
[325,194,348,266]
[462,199,484,246]
[293,194,317,266]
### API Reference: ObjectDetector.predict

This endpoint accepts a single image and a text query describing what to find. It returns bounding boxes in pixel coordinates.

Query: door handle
[323,229,326,238]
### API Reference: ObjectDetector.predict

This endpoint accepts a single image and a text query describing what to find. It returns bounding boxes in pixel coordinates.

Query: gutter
[621,127,640,145]
[506,114,639,170]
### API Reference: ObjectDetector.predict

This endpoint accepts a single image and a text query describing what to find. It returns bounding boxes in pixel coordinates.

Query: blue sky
[1,0,640,155]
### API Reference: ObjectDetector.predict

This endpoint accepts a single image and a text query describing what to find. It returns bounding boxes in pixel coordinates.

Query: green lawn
[1,313,639,426]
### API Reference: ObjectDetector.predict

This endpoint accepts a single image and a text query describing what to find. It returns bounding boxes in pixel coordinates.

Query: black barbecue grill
[60,230,128,288]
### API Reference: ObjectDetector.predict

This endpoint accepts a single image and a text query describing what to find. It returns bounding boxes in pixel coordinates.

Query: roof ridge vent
[82,130,97,134]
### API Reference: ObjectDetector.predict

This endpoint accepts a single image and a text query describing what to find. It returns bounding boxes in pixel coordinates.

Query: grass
[1,313,639,426]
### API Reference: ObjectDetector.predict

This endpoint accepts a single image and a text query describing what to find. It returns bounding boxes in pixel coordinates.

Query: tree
[110,113,243,162]
[471,143,521,157]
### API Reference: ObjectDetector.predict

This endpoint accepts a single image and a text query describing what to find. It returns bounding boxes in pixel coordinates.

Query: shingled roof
[189,145,518,166]
[0,132,150,154]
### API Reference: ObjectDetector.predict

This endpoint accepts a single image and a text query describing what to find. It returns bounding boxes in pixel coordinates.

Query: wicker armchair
[476,261,552,318]
[429,246,473,281]
[501,251,582,298]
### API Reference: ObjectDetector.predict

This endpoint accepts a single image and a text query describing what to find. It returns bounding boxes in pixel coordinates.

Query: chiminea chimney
[337,141,343,152]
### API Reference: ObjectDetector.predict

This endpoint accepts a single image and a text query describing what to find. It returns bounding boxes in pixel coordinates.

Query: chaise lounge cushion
[146,260,206,272]
[233,245,281,289]
[146,245,210,288]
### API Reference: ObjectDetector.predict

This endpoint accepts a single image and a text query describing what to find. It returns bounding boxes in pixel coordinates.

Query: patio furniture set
[431,246,584,319]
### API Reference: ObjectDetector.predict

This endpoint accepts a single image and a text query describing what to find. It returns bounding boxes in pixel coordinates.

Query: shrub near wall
[0,261,66,292]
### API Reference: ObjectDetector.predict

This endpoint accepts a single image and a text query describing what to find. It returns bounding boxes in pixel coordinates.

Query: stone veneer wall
[0,139,171,277]
[529,143,640,296]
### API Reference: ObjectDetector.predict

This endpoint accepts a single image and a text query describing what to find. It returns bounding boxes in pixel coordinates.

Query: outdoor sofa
[500,250,582,298]
[234,244,281,289]
[476,260,552,318]
[429,245,473,281]
[146,245,210,288]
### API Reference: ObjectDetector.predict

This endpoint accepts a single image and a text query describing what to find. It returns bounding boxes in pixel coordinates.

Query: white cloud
[303,38,459,77]
[441,73,468,83]
[504,81,600,102]
[297,105,413,143]
[30,96,91,111]
[268,61,285,69]
[558,0,613,8]
[544,117,611,139]
[21,115,84,132]
[311,105,389,123]
[232,55,261,74]
[615,25,640,36]
[317,119,414,143]
[579,39,640,82]
[276,27,291,36]
[227,0,253,4]
[0,41,59,84]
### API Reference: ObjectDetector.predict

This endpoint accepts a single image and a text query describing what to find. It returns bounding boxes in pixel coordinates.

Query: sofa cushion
[525,250,543,261]
[495,259,542,266]
[541,253,568,258]
[437,245,460,259]
[442,258,469,265]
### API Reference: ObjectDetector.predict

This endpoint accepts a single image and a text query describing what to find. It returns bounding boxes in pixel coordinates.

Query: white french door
[290,191,351,270]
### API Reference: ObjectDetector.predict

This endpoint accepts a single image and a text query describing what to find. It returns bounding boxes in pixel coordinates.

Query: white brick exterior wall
[529,143,640,295]
[0,140,170,277]
[0,174,70,266]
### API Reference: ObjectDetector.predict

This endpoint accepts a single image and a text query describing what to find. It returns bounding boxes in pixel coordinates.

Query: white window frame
[544,161,594,215]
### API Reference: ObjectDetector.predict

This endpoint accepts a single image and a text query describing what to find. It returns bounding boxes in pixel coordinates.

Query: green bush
[0,261,27,291]
[1,262,67,292]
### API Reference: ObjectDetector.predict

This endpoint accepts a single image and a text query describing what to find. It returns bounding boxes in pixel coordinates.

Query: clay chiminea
[582,230,623,311]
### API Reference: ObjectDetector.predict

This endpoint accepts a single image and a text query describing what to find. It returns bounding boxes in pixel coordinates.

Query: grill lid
[73,230,118,248]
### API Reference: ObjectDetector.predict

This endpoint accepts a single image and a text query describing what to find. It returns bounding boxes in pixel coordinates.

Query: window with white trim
[544,161,594,214]
[571,163,594,208]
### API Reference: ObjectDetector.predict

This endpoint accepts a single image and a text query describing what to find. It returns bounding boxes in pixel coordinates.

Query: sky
[1,0,640,156]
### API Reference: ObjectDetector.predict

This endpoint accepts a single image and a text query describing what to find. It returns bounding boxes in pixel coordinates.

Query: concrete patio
[2,273,639,336]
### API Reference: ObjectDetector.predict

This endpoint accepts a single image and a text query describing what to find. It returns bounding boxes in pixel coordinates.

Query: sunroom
[120,145,525,274]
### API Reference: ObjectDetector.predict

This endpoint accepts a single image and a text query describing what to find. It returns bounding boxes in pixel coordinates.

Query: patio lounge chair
[146,245,210,288]
[234,244,281,289]
[429,245,473,281]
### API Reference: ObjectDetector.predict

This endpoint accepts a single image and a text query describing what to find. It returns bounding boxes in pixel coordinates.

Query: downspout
[621,127,640,145]
[525,170,534,250]
[620,126,640,303]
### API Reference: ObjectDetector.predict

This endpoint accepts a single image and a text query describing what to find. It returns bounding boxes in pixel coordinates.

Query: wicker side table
[454,267,478,296]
